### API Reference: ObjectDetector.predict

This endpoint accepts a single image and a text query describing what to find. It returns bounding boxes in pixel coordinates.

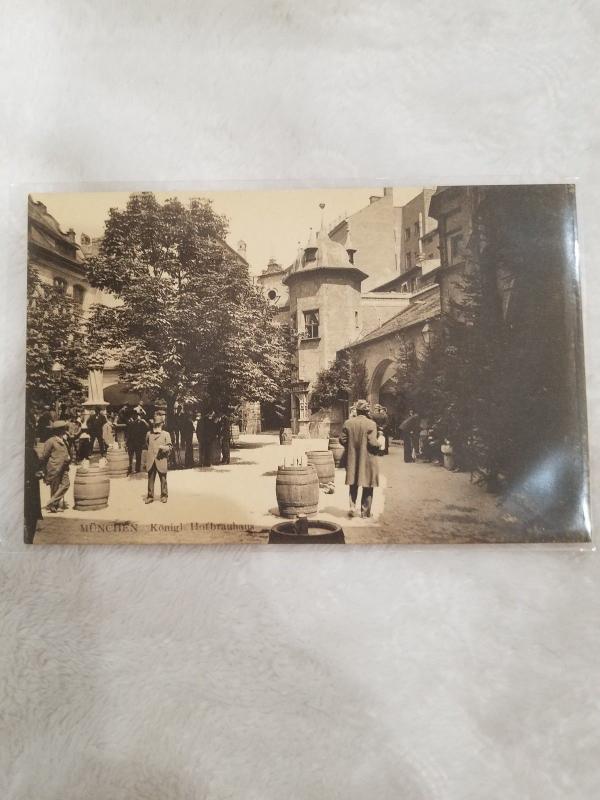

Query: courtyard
[34,433,531,545]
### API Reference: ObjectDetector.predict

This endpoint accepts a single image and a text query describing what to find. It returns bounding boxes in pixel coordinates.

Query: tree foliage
[26,269,88,414]
[84,193,289,416]
[309,349,369,411]
[391,185,579,500]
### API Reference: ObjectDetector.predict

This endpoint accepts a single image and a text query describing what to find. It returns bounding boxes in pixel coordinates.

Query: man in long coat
[144,415,173,503]
[40,420,71,513]
[339,399,379,518]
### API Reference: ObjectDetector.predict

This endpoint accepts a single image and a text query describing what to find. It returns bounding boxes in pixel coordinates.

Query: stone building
[28,197,103,312]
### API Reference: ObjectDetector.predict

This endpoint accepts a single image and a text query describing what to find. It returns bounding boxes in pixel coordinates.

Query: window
[53,276,67,293]
[303,309,319,339]
[405,252,412,270]
[414,221,420,238]
[73,284,85,305]
[267,289,277,301]
[449,234,463,263]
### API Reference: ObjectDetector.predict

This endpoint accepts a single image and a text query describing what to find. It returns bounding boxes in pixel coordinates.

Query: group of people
[30,402,238,514]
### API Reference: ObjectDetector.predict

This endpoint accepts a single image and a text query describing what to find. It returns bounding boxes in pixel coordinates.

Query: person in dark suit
[179,409,196,468]
[218,414,231,465]
[339,399,379,518]
[87,407,107,456]
[125,409,149,474]
[400,410,420,463]
[197,412,218,466]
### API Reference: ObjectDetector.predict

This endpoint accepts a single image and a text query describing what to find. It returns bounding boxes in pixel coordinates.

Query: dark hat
[355,399,370,413]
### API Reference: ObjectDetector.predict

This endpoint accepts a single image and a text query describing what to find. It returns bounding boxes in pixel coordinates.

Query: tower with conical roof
[283,205,368,436]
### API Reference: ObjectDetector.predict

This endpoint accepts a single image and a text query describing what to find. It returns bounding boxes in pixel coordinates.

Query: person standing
[102,414,115,450]
[39,420,71,513]
[179,409,196,468]
[87,407,107,456]
[144,415,173,503]
[400,409,420,463]
[126,409,149,474]
[78,423,91,462]
[66,414,82,461]
[371,404,390,455]
[339,399,379,518]
[197,411,218,467]
[218,414,231,465]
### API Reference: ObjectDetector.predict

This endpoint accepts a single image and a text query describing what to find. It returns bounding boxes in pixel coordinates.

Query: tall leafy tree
[26,269,88,415]
[85,192,288,417]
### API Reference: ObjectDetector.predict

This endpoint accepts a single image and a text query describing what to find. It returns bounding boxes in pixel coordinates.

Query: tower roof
[283,215,368,285]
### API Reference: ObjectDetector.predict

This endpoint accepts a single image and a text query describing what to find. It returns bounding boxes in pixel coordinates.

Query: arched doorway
[368,359,396,407]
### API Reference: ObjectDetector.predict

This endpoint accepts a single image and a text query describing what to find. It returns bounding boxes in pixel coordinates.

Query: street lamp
[51,360,64,417]
[421,322,433,348]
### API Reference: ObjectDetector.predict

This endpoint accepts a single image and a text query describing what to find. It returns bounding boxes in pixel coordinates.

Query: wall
[288,270,362,385]
[360,292,411,337]
[329,190,397,291]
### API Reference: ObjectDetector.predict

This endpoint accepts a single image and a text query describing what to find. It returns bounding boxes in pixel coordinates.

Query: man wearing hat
[144,415,173,503]
[126,408,149,474]
[339,399,380,518]
[39,420,71,513]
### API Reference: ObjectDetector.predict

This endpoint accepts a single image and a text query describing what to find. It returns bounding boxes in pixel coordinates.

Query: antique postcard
[25,185,590,544]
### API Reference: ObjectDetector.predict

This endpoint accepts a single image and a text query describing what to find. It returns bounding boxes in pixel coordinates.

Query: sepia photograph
[25,184,590,545]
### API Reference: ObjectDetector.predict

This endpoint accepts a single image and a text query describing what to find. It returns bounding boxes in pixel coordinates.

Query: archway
[368,358,396,407]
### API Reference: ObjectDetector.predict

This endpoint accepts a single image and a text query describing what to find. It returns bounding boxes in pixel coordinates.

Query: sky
[33,186,423,275]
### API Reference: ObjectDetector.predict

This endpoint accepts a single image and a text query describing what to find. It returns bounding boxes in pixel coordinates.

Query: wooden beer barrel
[306,450,335,487]
[269,519,345,544]
[74,464,110,511]
[230,424,240,448]
[106,446,129,478]
[328,437,345,467]
[276,464,319,518]
[280,428,292,446]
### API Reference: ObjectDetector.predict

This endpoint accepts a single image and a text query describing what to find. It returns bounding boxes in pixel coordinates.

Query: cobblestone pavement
[34,434,533,545]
